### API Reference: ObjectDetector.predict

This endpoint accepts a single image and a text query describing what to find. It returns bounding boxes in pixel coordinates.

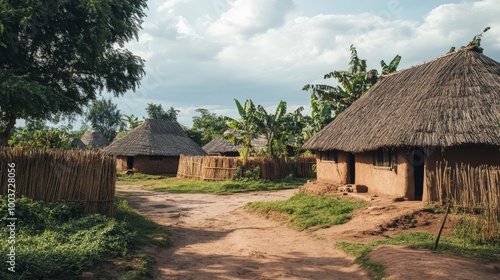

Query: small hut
[69,138,86,149]
[81,130,110,148]
[202,137,240,156]
[105,119,206,174]
[303,46,500,201]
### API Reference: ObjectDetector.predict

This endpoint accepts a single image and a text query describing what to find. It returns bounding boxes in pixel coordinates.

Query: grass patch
[117,174,308,194]
[245,192,368,231]
[117,173,167,182]
[0,196,167,280]
[115,198,168,248]
[336,232,500,280]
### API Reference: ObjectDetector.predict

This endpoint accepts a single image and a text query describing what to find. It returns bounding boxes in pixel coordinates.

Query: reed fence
[0,148,116,217]
[426,162,500,241]
[177,155,316,181]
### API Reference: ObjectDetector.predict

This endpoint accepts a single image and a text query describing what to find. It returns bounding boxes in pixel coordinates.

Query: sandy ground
[117,184,500,280]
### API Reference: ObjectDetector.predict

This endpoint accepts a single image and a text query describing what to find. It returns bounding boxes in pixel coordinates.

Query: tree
[86,98,122,141]
[303,45,401,120]
[146,103,179,121]
[8,122,73,149]
[120,114,141,132]
[0,0,147,146]
[188,108,228,146]
[254,101,288,159]
[226,99,260,164]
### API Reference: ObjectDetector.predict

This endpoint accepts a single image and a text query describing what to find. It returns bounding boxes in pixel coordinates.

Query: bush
[0,197,136,279]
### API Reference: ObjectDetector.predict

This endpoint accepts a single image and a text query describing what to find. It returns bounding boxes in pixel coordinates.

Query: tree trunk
[0,116,17,147]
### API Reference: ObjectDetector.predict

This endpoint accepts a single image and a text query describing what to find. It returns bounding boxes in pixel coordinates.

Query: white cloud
[117,0,500,127]
[208,0,295,39]
[157,0,191,12]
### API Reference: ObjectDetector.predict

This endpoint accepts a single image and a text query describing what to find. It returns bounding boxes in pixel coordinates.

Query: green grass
[117,174,308,194]
[0,196,167,280]
[336,232,500,280]
[245,192,368,231]
[115,198,168,248]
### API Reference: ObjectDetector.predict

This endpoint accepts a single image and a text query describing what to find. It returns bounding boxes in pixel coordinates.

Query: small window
[321,150,338,162]
[374,148,397,170]
[149,156,163,161]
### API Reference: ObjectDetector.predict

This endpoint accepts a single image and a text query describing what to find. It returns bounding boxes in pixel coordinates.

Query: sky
[104,0,500,127]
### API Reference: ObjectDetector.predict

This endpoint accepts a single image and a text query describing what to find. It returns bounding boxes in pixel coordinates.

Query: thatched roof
[69,138,86,149]
[80,130,110,148]
[303,46,500,153]
[105,119,206,156]
[203,134,297,155]
[202,137,240,154]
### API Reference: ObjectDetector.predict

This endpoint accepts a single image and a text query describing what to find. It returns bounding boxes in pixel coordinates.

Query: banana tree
[303,45,401,119]
[254,101,288,159]
[226,99,260,164]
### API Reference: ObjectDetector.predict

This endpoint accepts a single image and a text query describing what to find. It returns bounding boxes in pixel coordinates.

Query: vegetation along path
[117,184,500,280]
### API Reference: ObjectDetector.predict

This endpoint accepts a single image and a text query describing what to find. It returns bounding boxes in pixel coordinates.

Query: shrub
[0,197,136,279]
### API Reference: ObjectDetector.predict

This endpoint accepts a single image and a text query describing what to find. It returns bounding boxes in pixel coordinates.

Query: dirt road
[118,186,369,279]
[117,185,500,280]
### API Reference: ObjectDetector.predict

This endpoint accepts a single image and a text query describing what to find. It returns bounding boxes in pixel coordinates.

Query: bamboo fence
[426,162,500,211]
[426,162,500,240]
[0,148,116,217]
[177,155,316,181]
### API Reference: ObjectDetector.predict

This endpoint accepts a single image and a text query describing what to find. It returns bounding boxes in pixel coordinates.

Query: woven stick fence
[177,155,316,181]
[0,148,116,217]
[426,162,500,241]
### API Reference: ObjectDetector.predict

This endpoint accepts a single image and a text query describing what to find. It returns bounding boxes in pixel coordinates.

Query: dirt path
[118,185,368,279]
[117,185,500,280]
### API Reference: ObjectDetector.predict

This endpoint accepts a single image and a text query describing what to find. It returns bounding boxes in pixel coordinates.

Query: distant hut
[81,130,109,148]
[69,138,86,149]
[302,46,500,201]
[105,119,206,174]
[202,137,240,156]
[203,134,296,156]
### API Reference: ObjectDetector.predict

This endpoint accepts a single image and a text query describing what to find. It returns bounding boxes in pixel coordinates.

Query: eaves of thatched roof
[81,130,110,148]
[303,46,500,153]
[105,119,206,156]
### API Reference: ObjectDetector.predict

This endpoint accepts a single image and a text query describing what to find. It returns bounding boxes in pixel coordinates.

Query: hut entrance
[127,156,134,170]
[348,153,355,184]
[411,148,424,200]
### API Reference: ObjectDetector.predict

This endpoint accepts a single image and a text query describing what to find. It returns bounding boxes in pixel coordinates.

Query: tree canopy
[0,0,147,145]
[146,103,179,121]
[86,98,122,141]
[188,108,228,146]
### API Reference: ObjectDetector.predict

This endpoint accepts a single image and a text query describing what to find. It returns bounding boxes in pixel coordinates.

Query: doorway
[411,148,424,200]
[348,153,355,184]
[127,156,134,170]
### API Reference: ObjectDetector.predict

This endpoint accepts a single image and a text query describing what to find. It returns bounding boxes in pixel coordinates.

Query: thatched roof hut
[203,133,297,156]
[303,46,500,152]
[80,130,109,148]
[202,137,240,156]
[105,119,206,174]
[106,119,206,156]
[303,46,500,201]
[69,138,86,149]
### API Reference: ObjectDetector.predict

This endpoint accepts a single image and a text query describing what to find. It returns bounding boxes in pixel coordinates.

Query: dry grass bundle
[0,148,116,216]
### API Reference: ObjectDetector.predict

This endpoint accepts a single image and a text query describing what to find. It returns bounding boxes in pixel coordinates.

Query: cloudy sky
[108,0,500,127]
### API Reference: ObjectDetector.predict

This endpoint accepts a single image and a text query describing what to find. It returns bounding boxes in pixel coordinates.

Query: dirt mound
[299,180,341,196]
